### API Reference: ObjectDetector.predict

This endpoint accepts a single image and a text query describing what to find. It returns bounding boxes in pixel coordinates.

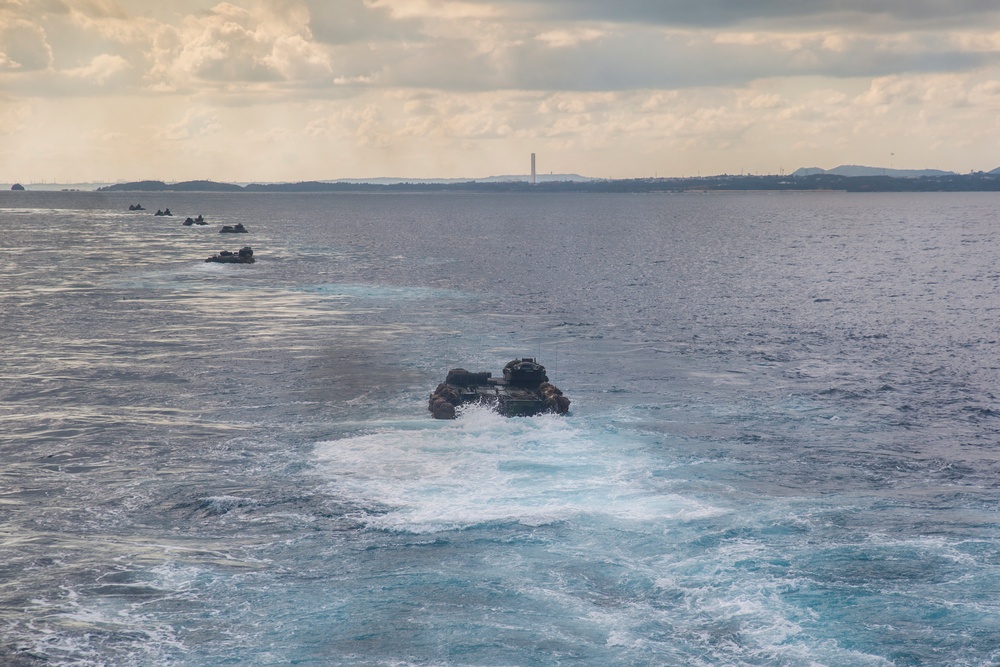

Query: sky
[3,0,1000,183]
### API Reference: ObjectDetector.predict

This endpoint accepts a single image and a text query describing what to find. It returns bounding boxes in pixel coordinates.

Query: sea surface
[1,190,1000,666]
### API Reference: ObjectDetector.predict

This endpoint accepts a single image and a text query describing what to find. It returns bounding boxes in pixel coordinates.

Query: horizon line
[5,165,994,189]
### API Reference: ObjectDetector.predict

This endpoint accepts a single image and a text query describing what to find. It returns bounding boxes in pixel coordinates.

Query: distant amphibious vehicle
[429,358,570,419]
[206,246,255,264]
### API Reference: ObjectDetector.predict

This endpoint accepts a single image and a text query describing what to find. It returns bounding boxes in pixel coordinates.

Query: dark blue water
[2,190,999,666]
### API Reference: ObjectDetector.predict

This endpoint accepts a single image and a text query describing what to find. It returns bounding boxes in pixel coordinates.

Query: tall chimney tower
[531,153,536,185]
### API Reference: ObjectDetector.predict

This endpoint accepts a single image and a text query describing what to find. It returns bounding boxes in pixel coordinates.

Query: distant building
[11,183,25,191]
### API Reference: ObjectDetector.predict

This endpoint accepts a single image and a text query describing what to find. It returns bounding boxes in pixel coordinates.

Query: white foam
[199,495,258,515]
[313,406,719,533]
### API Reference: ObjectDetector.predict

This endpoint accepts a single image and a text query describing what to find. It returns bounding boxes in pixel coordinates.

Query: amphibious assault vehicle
[428,358,570,419]
[206,246,255,264]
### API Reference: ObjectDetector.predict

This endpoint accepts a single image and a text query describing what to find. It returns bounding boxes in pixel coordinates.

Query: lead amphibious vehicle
[428,358,570,419]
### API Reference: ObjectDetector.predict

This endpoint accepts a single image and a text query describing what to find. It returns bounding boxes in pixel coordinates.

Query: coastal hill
[792,165,957,178]
[97,179,244,192]
[330,173,593,185]
[93,174,590,191]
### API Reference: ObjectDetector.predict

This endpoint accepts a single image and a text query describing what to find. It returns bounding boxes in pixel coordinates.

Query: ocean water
[2,189,1000,666]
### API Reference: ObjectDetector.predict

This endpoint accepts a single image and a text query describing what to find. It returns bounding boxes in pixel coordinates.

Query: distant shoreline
[92,174,1000,193]
[8,173,1000,194]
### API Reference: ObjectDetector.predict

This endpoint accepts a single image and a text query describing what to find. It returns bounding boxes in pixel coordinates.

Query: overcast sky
[3,0,1000,182]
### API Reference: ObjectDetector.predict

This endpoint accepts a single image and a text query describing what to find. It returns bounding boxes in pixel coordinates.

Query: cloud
[157,107,223,140]
[63,52,131,83]
[0,19,54,71]
[149,1,335,89]
[168,4,290,82]
[42,0,130,20]
[358,21,998,93]
[535,28,604,49]
[0,98,32,135]
[474,0,1000,31]
[6,0,1000,98]
[305,0,418,45]
[5,0,1000,182]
